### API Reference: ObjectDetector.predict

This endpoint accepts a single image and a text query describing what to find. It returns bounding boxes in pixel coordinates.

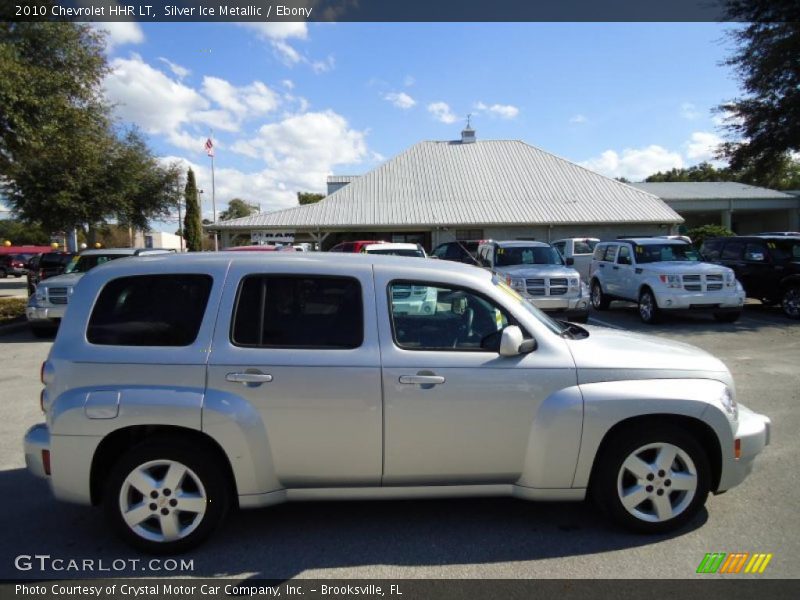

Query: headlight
[725,271,735,287]
[35,288,46,302]
[658,274,681,288]
[507,277,526,292]
[568,277,579,288]
[719,386,738,419]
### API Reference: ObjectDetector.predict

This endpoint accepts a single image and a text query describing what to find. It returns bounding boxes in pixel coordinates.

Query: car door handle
[612,266,619,270]
[399,375,446,385]
[226,372,273,384]
[598,263,605,268]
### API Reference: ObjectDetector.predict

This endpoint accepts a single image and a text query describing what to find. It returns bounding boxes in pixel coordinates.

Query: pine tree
[183,168,202,252]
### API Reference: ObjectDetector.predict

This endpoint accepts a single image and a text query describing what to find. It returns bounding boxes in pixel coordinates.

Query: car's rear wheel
[0,268,6,279]
[104,441,229,554]
[591,280,610,310]
[638,288,661,324]
[782,286,800,320]
[713,311,741,323]
[592,426,710,533]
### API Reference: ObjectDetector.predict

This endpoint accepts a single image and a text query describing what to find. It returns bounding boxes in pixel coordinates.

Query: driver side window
[389,282,512,352]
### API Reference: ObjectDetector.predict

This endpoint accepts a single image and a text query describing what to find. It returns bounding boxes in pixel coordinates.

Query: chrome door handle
[226,372,273,384]
[399,375,445,385]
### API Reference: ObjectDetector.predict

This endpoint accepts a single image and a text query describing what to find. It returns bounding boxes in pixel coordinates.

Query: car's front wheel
[782,286,800,320]
[592,426,711,533]
[638,288,661,324]
[591,280,610,310]
[104,440,230,554]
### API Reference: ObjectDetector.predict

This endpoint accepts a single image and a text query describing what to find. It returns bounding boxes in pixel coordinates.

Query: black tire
[782,286,800,320]
[591,425,711,534]
[590,279,610,311]
[713,311,741,323]
[104,440,230,554]
[638,288,661,324]
[0,268,7,279]
[761,298,778,307]
[14,274,22,278]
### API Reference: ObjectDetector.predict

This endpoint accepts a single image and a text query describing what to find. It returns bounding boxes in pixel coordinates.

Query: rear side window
[701,239,724,260]
[593,245,606,260]
[721,241,744,260]
[603,245,618,262]
[574,240,597,255]
[88,275,212,346]
[231,275,363,349]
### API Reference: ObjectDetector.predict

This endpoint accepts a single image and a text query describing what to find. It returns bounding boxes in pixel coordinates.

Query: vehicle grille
[681,274,726,292]
[526,277,569,297]
[48,287,69,305]
[392,286,411,299]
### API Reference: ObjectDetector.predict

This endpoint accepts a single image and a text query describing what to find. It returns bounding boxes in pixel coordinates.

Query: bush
[0,298,27,325]
[687,224,735,248]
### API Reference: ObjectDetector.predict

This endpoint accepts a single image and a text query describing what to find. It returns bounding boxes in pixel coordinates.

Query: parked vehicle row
[24,251,771,553]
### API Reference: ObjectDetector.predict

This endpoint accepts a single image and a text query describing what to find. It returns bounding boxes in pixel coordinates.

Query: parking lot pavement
[1,306,798,580]
[0,277,28,299]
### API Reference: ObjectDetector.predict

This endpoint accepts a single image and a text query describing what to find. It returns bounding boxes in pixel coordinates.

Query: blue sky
[49,22,747,228]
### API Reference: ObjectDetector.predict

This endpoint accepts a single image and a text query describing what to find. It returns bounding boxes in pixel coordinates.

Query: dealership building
[208,127,799,249]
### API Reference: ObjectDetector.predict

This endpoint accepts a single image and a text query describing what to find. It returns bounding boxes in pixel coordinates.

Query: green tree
[297,192,325,205]
[183,169,202,252]
[716,3,800,178]
[219,198,257,221]
[645,162,731,183]
[0,22,181,237]
[687,224,736,248]
[0,220,51,245]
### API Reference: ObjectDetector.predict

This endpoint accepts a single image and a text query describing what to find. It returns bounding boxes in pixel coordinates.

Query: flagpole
[210,131,218,251]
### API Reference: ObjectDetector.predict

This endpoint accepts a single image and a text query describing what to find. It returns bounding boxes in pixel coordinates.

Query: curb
[0,319,29,336]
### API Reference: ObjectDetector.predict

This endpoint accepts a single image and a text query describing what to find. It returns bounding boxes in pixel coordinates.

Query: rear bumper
[717,405,771,492]
[24,423,50,479]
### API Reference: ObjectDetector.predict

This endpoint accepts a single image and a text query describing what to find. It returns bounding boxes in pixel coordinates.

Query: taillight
[40,362,45,385]
[40,360,54,385]
[734,438,741,459]
[42,450,51,476]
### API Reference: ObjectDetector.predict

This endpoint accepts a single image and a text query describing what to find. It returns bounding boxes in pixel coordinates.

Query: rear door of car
[207,260,383,487]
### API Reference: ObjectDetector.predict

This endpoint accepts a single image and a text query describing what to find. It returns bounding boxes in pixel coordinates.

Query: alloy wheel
[118,459,207,543]
[783,287,800,319]
[616,442,697,523]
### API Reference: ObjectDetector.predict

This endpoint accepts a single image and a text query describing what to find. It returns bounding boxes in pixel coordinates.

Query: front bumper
[717,404,771,492]
[527,293,590,318]
[653,289,746,311]
[24,423,51,479]
[26,304,66,322]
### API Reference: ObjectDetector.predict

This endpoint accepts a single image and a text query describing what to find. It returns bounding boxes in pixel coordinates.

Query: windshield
[495,246,563,267]
[634,243,701,263]
[492,276,564,335]
[66,254,125,273]
[769,240,800,261]
[367,248,425,257]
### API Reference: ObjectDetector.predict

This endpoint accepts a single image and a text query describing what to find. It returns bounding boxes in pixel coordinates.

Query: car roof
[488,240,551,248]
[552,237,600,242]
[79,248,173,256]
[606,238,688,246]
[366,243,419,250]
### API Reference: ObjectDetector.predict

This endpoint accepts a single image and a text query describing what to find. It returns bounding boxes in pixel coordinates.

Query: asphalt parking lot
[0,302,798,580]
[0,276,28,299]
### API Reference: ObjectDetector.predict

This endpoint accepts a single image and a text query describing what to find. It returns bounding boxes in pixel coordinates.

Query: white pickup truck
[589,238,745,323]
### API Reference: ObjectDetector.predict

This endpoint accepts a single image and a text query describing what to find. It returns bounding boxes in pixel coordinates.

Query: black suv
[700,236,800,319]
[431,240,481,265]
[26,252,75,296]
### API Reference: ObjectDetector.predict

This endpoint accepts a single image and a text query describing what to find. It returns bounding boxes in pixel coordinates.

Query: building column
[788,208,800,232]
[721,209,733,230]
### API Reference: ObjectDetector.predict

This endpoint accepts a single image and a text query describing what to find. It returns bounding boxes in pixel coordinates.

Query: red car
[329,240,387,253]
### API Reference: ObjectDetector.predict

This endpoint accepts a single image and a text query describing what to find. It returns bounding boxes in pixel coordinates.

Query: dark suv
[26,252,76,296]
[0,253,33,278]
[430,240,481,265]
[700,236,800,319]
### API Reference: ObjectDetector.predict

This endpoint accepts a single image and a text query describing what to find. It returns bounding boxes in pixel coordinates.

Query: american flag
[204,137,214,157]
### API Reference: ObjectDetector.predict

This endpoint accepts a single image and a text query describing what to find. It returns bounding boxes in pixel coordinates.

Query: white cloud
[272,40,303,65]
[473,101,519,119]
[428,101,458,124]
[239,22,309,41]
[90,21,144,50]
[404,75,415,87]
[580,145,684,181]
[311,55,336,74]
[384,92,416,110]
[685,131,724,163]
[282,79,295,90]
[238,22,333,73]
[680,102,701,120]
[569,114,588,124]
[158,57,190,80]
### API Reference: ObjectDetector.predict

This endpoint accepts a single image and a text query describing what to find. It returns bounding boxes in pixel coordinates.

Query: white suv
[589,238,745,324]
[24,252,769,553]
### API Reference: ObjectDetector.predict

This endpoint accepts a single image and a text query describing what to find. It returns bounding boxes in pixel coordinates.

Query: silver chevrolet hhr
[24,252,770,553]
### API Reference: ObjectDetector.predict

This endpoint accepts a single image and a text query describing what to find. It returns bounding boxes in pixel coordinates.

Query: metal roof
[212,140,682,231]
[631,182,794,201]
[326,175,360,184]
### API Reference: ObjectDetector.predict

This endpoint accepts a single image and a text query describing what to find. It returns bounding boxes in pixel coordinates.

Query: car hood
[638,261,731,275]
[37,272,84,288]
[565,324,729,381]
[495,264,578,278]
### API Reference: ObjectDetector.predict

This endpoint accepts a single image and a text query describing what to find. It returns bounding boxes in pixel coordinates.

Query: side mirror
[499,325,536,357]
[565,257,575,266]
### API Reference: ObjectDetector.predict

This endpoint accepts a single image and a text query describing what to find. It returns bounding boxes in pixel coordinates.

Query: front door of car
[614,245,636,299]
[373,267,576,485]
[207,263,383,488]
